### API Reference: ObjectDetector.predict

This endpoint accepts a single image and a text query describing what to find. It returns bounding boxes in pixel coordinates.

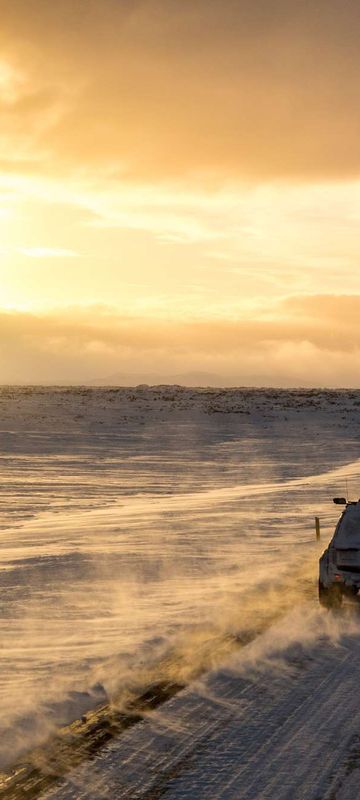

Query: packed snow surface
[44,613,360,800]
[1,386,360,797]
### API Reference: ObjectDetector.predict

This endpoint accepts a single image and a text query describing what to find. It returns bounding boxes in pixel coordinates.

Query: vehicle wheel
[318,580,342,609]
[343,585,359,600]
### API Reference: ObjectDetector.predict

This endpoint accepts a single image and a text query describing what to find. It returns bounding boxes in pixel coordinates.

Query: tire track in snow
[38,616,360,800]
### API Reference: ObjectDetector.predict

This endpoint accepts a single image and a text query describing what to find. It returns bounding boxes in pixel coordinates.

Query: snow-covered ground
[42,611,360,800]
[1,386,360,798]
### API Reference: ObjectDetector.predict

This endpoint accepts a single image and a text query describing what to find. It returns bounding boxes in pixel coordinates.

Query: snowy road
[39,608,360,800]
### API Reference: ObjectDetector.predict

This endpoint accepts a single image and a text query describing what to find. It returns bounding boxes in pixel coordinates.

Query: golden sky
[1,0,360,384]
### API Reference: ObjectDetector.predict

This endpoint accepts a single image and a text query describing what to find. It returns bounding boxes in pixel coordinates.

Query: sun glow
[1,1,360,384]
[0,60,24,103]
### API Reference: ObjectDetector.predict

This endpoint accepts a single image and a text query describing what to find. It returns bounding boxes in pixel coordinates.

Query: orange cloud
[2,1,360,182]
[1,297,359,385]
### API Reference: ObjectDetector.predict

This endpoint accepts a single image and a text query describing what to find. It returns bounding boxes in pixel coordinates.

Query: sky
[1,0,360,385]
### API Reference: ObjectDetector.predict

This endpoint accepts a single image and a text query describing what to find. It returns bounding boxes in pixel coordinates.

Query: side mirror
[333,497,347,505]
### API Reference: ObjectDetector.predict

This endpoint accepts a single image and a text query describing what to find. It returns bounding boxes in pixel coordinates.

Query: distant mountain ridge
[89,371,228,387]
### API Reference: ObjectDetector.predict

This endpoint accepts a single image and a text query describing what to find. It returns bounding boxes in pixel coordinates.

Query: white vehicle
[319,498,360,608]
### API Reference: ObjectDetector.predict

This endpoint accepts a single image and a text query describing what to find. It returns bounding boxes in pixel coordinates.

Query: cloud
[19,247,78,258]
[2,0,360,182]
[1,296,360,385]
[282,294,360,327]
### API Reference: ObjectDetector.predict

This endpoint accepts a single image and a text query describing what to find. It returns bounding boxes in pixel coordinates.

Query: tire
[318,580,342,610]
[343,585,359,600]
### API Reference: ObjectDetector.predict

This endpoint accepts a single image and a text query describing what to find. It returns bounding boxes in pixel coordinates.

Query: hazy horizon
[2,382,360,391]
